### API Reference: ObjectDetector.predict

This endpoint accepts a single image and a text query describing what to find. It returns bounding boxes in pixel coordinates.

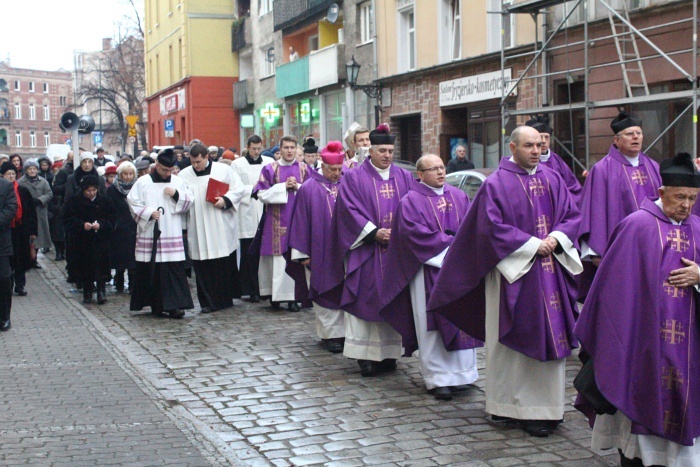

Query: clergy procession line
[0,111,698,466]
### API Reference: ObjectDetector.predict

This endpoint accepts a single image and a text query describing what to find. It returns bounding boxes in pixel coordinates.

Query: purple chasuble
[428,157,581,361]
[575,198,700,446]
[379,183,482,356]
[320,158,416,321]
[253,161,309,256]
[286,169,341,309]
[577,145,661,299]
[541,151,582,206]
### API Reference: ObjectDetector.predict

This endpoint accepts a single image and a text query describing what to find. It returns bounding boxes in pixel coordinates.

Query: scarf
[115,178,135,196]
[11,181,22,227]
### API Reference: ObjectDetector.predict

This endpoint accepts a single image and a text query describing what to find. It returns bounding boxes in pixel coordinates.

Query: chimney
[102,38,112,51]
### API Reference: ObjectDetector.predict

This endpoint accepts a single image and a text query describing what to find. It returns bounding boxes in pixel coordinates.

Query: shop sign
[439,69,516,107]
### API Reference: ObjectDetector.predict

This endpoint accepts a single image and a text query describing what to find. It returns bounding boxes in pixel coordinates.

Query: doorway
[397,115,422,163]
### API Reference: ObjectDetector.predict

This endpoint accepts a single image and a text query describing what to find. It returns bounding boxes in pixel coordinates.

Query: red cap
[105,165,118,175]
[320,141,345,165]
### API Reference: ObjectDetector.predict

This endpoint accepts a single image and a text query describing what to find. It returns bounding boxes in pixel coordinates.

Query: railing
[231,16,252,52]
[234,79,255,109]
[273,0,336,31]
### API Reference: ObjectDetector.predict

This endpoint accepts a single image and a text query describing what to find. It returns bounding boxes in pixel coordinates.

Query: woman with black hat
[62,174,116,304]
[0,161,37,297]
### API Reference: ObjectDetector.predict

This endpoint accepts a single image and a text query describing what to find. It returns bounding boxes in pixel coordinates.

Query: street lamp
[345,55,382,127]
[345,56,381,100]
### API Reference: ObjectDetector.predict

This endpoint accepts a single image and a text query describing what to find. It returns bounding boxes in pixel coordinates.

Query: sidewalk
[0,262,227,465]
[3,253,619,466]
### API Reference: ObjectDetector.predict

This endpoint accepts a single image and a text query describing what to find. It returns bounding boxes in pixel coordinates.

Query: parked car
[445,168,494,201]
[393,159,417,175]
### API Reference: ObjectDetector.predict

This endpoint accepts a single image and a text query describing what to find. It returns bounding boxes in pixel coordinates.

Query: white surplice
[230,155,274,240]
[179,162,245,260]
[484,232,582,420]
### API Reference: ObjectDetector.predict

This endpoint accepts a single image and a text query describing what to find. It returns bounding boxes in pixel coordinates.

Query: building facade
[234,0,379,150]
[145,0,241,150]
[374,0,539,166]
[0,61,73,160]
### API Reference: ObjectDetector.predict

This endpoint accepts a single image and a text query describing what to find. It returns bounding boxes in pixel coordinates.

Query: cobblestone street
[0,254,619,466]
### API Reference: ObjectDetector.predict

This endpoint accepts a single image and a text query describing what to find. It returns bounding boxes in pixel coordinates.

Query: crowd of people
[0,111,698,466]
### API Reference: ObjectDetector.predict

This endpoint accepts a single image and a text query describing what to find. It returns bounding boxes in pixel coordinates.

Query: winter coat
[106,184,136,271]
[62,191,116,283]
[0,178,18,258]
[10,183,38,273]
[18,175,53,249]
[52,162,74,203]
[64,167,106,202]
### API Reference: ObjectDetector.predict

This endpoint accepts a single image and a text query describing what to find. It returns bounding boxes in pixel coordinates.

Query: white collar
[509,156,538,175]
[279,158,294,166]
[420,181,444,195]
[370,161,391,179]
[654,198,682,225]
[624,154,640,167]
[540,151,551,163]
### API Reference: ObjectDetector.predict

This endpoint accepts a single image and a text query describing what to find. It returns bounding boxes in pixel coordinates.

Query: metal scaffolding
[499,0,698,170]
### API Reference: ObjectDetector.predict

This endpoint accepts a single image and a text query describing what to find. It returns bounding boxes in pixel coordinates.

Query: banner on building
[439,69,516,107]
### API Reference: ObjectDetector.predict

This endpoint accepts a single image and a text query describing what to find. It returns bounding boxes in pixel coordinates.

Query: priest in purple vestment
[288,141,346,354]
[379,154,480,401]
[319,123,415,377]
[525,116,582,205]
[428,126,583,437]
[577,112,661,300]
[575,152,700,466]
[252,135,309,312]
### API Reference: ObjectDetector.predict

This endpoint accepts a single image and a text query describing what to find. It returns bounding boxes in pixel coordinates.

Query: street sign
[128,136,136,144]
[164,119,174,138]
[126,115,139,128]
[93,131,104,146]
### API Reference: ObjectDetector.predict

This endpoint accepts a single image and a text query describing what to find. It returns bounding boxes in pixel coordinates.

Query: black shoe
[322,338,344,353]
[200,307,214,313]
[491,415,522,428]
[450,385,470,392]
[287,302,300,312]
[432,387,453,401]
[523,420,554,437]
[33,262,42,269]
[151,310,165,317]
[166,309,185,319]
[43,247,51,254]
[83,291,93,304]
[270,301,281,310]
[96,290,107,304]
[358,360,377,377]
[14,287,27,296]
[54,252,64,261]
[248,294,261,303]
[376,358,397,373]
[0,320,11,332]
[114,272,124,293]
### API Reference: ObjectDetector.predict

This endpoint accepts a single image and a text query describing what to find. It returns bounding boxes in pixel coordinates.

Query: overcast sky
[1,0,144,71]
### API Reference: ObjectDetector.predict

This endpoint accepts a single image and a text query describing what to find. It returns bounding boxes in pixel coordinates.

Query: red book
[206,178,229,204]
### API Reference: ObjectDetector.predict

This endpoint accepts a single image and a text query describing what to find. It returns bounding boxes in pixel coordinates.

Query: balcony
[231,16,252,53]
[276,43,345,98]
[0,112,10,125]
[233,79,254,109]
[273,0,336,32]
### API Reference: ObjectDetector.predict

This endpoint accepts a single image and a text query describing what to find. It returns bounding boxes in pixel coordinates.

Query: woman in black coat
[105,161,137,293]
[0,162,37,296]
[62,175,116,304]
[63,153,106,287]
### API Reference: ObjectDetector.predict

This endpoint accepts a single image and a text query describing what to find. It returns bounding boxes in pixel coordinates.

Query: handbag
[573,358,617,415]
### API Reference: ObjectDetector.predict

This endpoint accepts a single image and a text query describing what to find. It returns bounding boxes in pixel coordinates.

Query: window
[323,90,345,143]
[451,0,461,60]
[14,103,21,119]
[29,82,35,92]
[30,131,36,148]
[354,90,376,130]
[359,2,374,44]
[259,0,272,15]
[260,46,275,78]
[29,104,35,120]
[15,131,21,147]
[43,105,50,120]
[398,7,416,72]
[487,0,515,51]
[502,0,515,48]
[14,81,19,91]
[44,132,50,147]
[59,96,66,106]
[43,83,49,93]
